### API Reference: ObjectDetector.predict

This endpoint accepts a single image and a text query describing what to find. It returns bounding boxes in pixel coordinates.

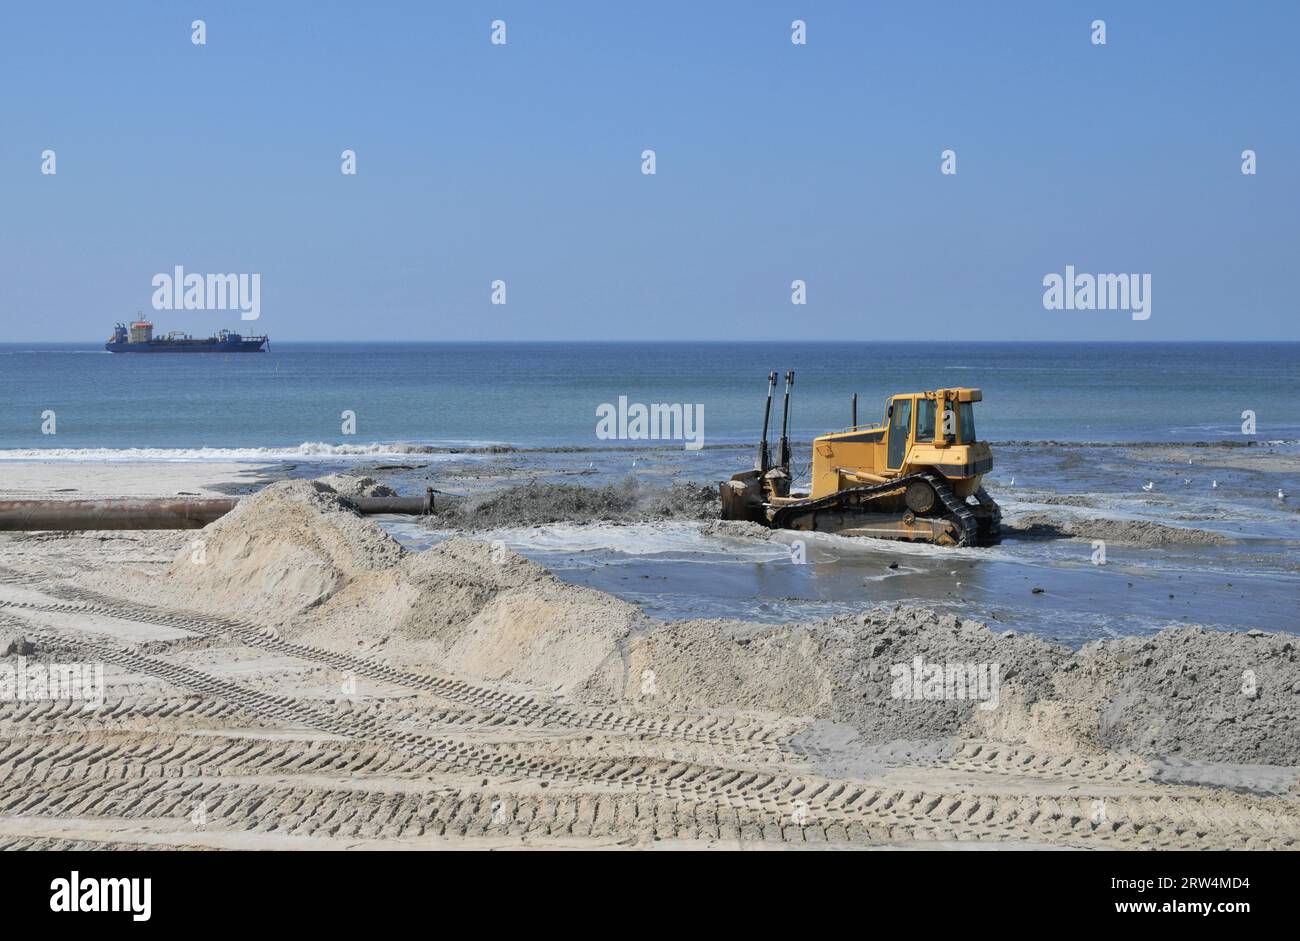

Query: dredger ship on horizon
[106,319,268,353]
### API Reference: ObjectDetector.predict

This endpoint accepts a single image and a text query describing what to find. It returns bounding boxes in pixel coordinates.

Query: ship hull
[105,339,267,353]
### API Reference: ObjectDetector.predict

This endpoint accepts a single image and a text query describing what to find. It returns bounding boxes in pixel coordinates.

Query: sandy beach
[0,461,273,500]
[2,455,1297,850]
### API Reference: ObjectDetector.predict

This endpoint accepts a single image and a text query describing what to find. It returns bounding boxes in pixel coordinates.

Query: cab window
[915,399,936,441]
[958,402,976,443]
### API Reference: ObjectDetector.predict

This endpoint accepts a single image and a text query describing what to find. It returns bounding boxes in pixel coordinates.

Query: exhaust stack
[778,370,794,471]
[755,370,777,472]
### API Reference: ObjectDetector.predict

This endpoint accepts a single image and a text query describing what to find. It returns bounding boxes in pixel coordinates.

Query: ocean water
[1,341,1298,455]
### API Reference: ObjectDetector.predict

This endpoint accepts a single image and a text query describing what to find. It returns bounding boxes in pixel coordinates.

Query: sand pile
[587,617,832,713]
[312,474,397,499]
[1007,512,1238,547]
[1067,628,1300,763]
[599,605,1300,763]
[699,519,778,540]
[587,607,1071,736]
[819,608,1071,745]
[303,538,653,694]
[166,481,406,621]
[431,480,718,530]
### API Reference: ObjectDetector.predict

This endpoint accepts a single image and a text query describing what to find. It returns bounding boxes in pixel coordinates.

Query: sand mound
[819,608,1072,746]
[167,480,406,621]
[1008,512,1238,547]
[585,607,1071,738]
[312,474,397,498]
[699,519,776,541]
[302,538,652,695]
[1068,628,1300,764]
[592,617,831,713]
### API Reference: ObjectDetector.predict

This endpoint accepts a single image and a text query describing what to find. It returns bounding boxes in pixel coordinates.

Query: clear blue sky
[1,1,1296,341]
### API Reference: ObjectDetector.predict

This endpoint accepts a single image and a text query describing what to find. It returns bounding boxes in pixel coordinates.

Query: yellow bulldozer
[720,371,1001,547]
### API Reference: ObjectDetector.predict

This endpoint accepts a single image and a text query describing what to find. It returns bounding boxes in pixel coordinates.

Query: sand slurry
[429,479,719,530]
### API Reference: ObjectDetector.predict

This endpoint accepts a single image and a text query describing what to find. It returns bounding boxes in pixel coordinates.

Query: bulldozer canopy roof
[887,388,983,402]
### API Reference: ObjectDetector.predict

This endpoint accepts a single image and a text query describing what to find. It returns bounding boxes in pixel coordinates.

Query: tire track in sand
[9,622,1300,850]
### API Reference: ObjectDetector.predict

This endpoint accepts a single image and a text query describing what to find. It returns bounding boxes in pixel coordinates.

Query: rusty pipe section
[0,489,435,531]
[0,498,236,530]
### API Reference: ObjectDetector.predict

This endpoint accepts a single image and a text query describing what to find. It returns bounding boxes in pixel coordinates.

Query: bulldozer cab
[884,390,975,462]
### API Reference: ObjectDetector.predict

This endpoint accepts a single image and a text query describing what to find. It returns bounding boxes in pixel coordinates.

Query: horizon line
[6,338,1300,346]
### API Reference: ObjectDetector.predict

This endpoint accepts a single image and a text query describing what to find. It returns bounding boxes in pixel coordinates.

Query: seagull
[1142,481,1154,492]
[1008,476,1015,487]
[1182,478,1191,485]
[1211,480,1218,489]
[1279,489,1287,501]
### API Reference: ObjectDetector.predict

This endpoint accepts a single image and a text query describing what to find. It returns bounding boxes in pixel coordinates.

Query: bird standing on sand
[1142,481,1154,492]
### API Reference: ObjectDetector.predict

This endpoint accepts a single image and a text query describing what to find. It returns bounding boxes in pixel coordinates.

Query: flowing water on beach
[376,439,1300,645]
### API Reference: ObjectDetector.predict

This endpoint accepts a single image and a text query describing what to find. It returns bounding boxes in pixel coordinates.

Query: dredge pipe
[0,489,435,531]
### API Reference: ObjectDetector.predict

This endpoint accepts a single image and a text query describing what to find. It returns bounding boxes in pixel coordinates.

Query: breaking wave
[0,442,484,462]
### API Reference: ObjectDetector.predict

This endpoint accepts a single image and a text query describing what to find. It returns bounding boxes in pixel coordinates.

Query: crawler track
[0,732,441,784]
[767,473,997,547]
[0,695,263,734]
[937,742,1155,786]
[4,751,1296,849]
